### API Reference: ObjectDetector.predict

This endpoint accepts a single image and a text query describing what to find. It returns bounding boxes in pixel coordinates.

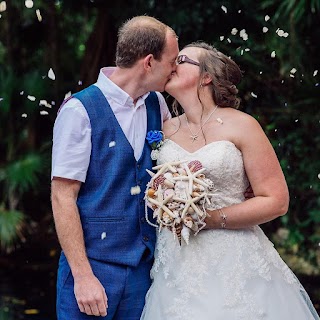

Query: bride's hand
[244,185,254,200]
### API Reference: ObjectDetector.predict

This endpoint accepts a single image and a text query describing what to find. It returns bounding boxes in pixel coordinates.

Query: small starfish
[173,193,206,219]
[147,185,175,219]
[173,163,209,195]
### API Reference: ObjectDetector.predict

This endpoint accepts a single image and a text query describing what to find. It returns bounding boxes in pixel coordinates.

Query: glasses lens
[176,55,184,64]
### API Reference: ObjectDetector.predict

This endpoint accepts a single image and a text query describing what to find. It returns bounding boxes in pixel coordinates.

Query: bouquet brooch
[145,159,216,245]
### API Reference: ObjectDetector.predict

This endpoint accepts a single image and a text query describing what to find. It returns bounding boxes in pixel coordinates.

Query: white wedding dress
[141,139,319,320]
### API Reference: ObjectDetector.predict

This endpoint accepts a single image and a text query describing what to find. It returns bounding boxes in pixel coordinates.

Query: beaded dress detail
[141,139,319,320]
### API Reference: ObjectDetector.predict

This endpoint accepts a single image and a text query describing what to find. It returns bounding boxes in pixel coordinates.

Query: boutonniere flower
[146,130,164,160]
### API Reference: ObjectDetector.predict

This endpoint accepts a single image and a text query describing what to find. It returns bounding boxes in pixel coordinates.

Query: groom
[51,16,179,319]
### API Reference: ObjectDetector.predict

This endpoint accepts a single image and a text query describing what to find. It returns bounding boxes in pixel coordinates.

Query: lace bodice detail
[157,139,249,208]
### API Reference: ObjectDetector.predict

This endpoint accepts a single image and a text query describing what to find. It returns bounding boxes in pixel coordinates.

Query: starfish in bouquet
[146,185,176,221]
[172,162,209,195]
[173,192,206,219]
[147,160,188,181]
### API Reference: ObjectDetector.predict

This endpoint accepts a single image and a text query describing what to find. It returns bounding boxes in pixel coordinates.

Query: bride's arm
[205,113,289,230]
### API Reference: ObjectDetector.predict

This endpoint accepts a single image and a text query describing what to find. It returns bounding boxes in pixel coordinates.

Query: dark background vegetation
[0,0,319,318]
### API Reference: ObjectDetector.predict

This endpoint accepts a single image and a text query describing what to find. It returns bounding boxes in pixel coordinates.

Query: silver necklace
[185,105,218,142]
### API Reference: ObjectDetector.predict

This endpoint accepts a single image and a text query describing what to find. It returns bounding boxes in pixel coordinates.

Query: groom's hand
[74,273,108,317]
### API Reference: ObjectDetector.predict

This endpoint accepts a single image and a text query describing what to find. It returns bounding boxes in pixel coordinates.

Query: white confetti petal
[21,113,28,118]
[78,80,82,85]
[36,9,42,22]
[0,1,6,12]
[238,10,241,13]
[109,141,116,147]
[318,173,320,180]
[290,68,297,74]
[251,92,258,98]
[27,95,36,101]
[231,28,238,35]
[39,99,52,108]
[40,110,49,115]
[271,51,276,58]
[283,32,289,37]
[20,91,24,95]
[227,38,231,43]
[245,48,250,52]
[263,27,269,33]
[290,74,295,78]
[221,5,227,13]
[101,232,106,240]
[313,70,318,77]
[220,36,225,41]
[295,119,299,122]
[265,15,270,21]
[259,71,263,74]
[64,91,72,99]
[130,186,141,195]
[48,68,55,80]
[25,0,33,8]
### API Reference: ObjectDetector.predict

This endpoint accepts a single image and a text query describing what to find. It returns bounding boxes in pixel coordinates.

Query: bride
[141,42,319,319]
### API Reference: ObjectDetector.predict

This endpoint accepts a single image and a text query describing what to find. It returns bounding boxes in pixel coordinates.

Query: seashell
[162,212,173,224]
[152,174,166,189]
[167,201,180,209]
[173,172,180,177]
[163,172,175,183]
[172,210,180,218]
[177,168,187,175]
[181,225,191,245]
[187,206,195,214]
[188,160,203,172]
[193,183,205,192]
[174,223,182,245]
[192,191,201,198]
[147,188,156,197]
[197,173,205,179]
[164,179,175,188]
[183,216,194,229]
[164,188,175,198]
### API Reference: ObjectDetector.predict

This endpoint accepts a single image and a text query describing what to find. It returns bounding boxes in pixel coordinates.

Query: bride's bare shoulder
[163,116,182,137]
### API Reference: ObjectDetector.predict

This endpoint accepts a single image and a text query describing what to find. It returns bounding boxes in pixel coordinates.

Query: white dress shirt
[51,67,171,182]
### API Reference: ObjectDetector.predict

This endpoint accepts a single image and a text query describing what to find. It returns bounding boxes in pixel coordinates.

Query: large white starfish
[146,185,175,219]
[172,163,209,195]
[173,193,206,219]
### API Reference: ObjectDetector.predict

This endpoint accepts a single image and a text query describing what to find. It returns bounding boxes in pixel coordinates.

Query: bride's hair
[172,42,242,117]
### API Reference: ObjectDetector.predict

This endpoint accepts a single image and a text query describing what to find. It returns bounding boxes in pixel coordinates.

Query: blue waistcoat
[73,85,161,267]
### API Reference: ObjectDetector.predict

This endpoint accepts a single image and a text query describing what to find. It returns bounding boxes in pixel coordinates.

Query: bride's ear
[201,73,213,86]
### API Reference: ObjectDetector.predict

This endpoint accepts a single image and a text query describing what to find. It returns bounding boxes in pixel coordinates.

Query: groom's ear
[143,54,154,71]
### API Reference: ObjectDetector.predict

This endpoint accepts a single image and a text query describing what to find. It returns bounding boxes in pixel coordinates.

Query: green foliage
[0,208,25,253]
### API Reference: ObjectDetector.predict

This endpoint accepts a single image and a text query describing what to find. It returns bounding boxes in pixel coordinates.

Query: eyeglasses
[176,55,200,66]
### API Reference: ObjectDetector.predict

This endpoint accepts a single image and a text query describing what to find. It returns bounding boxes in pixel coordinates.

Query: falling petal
[39,100,52,108]
[78,80,82,85]
[27,95,36,101]
[0,1,6,12]
[36,9,42,22]
[313,70,318,77]
[245,48,250,52]
[48,68,55,80]
[231,28,238,35]
[290,68,297,74]
[259,71,263,74]
[263,27,268,33]
[40,110,49,115]
[290,74,295,78]
[20,91,24,95]
[64,91,72,99]
[130,186,141,195]
[238,10,241,13]
[227,38,231,43]
[271,51,276,58]
[21,113,28,118]
[317,173,320,179]
[265,15,270,21]
[295,119,299,122]
[251,92,258,98]
[109,141,116,147]
[25,0,33,8]
[220,36,224,41]
[221,5,227,13]
[101,232,106,240]
[283,32,289,37]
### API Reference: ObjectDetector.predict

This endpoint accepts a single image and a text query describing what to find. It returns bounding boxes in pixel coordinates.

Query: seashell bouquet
[145,160,216,245]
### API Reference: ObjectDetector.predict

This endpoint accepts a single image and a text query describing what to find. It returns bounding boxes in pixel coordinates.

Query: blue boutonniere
[146,130,164,160]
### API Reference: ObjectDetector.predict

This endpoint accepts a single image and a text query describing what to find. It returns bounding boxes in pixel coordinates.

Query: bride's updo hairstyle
[172,42,242,115]
[191,41,242,109]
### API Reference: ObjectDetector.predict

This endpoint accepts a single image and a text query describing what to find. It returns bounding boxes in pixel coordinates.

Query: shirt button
[143,236,149,242]
[137,164,141,169]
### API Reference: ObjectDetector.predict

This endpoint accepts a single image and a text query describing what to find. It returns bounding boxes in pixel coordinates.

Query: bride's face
[165,47,201,97]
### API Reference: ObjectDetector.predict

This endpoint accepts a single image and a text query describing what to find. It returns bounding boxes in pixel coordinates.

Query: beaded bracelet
[218,208,227,229]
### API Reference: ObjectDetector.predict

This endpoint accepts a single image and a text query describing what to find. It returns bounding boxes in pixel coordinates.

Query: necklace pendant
[190,134,198,142]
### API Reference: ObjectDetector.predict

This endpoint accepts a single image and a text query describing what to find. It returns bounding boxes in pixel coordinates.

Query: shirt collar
[96,67,150,107]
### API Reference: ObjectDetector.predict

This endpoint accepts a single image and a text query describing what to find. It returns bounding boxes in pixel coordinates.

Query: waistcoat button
[143,236,149,242]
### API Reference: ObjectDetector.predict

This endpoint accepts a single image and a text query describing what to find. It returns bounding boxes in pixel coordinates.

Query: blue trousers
[56,253,153,320]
